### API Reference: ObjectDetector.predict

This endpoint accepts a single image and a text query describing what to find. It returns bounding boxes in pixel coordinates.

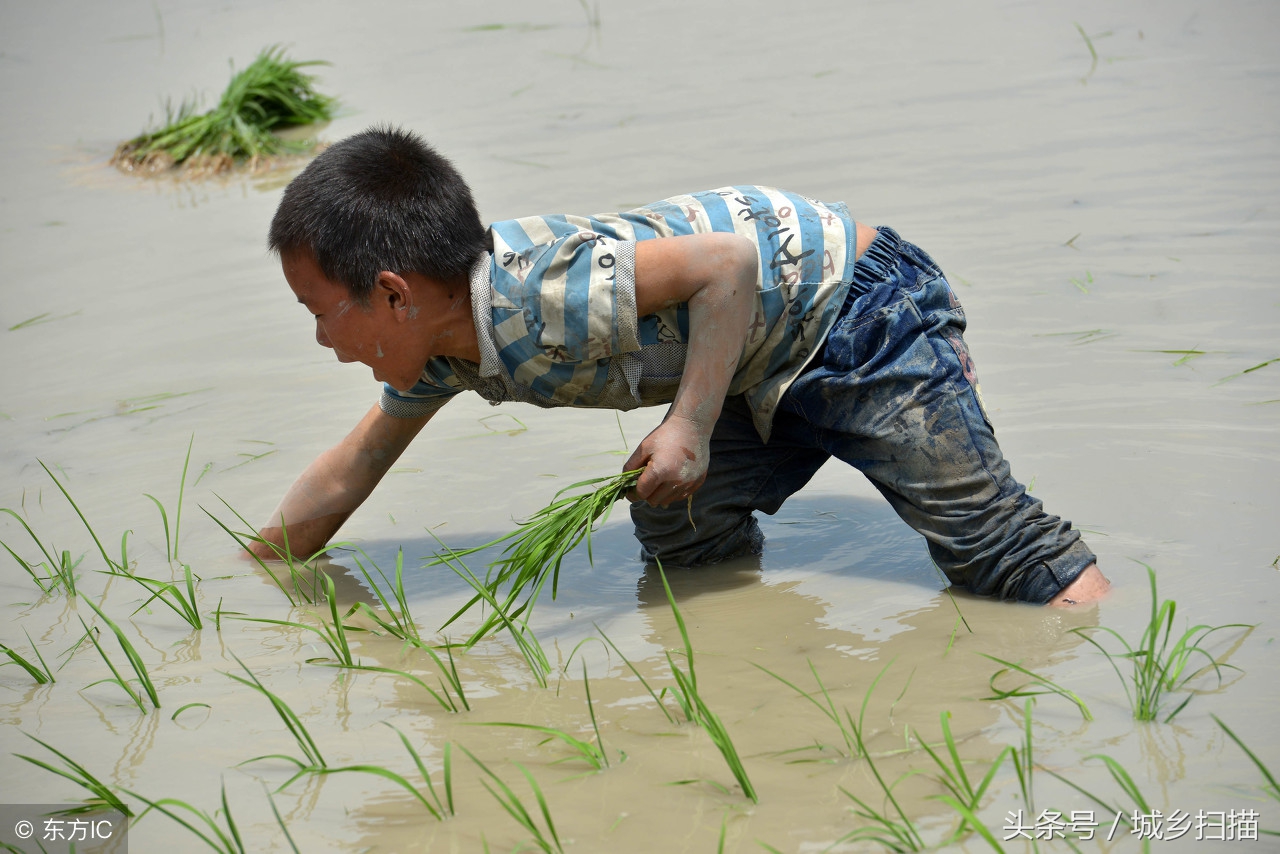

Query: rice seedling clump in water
[435,468,642,646]
[113,45,335,176]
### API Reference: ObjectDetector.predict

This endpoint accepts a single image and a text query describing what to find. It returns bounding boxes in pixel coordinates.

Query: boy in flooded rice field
[252,126,1109,606]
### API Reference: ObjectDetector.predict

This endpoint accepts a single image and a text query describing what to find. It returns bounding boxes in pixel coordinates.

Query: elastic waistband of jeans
[850,226,904,295]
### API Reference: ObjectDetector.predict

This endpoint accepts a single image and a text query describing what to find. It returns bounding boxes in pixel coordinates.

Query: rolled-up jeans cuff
[1020,539,1098,604]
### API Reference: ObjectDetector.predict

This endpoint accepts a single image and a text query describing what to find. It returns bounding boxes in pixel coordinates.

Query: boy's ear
[374,271,413,317]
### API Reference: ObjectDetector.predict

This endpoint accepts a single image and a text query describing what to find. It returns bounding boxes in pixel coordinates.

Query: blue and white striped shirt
[381,186,856,441]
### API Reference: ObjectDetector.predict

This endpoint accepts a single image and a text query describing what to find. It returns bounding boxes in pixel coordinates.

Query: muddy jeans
[630,227,1095,603]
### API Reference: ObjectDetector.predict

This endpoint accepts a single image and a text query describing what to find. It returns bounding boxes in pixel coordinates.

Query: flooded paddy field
[1,0,1277,851]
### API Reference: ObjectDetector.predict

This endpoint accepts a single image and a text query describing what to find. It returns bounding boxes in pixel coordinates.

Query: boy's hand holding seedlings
[624,233,757,509]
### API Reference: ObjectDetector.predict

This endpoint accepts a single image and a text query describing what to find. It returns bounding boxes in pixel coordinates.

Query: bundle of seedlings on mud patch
[1070,563,1252,722]
[431,468,642,648]
[112,45,335,176]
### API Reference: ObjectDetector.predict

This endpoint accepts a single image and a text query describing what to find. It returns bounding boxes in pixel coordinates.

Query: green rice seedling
[1215,356,1280,386]
[580,659,615,766]
[223,653,326,787]
[78,618,147,712]
[14,732,132,816]
[8,310,78,331]
[428,533,551,687]
[1213,715,1279,835]
[433,468,642,647]
[348,547,422,642]
[341,548,469,709]
[835,739,925,851]
[38,460,124,573]
[324,660,462,713]
[1033,328,1116,345]
[418,639,471,711]
[751,659,859,759]
[1042,753,1151,842]
[469,715,610,771]
[236,572,359,665]
[979,653,1093,721]
[460,746,563,854]
[913,710,1010,849]
[123,779,246,853]
[80,597,160,712]
[266,786,302,854]
[1074,23,1099,82]
[1131,347,1213,367]
[0,506,64,593]
[472,661,618,772]
[107,562,204,630]
[113,46,335,173]
[594,623,676,724]
[171,702,212,722]
[142,434,195,563]
[322,725,453,820]
[0,629,56,683]
[1008,700,1037,822]
[212,598,246,632]
[657,563,758,803]
[1069,564,1251,722]
[928,559,972,656]
[338,637,471,712]
[831,666,927,852]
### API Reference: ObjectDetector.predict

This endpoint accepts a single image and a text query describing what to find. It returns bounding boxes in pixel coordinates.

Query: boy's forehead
[281,248,329,294]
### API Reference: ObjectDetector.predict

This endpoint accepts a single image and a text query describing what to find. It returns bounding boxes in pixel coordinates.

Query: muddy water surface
[1,1,1278,851]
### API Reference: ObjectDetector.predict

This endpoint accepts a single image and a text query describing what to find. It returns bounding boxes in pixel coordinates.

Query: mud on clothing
[629,227,1096,603]
[378,190,1094,602]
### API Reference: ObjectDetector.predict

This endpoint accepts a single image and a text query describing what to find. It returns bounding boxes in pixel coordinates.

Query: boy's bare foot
[1048,563,1110,607]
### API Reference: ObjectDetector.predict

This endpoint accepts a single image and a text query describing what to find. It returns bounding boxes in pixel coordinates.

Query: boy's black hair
[268,126,485,302]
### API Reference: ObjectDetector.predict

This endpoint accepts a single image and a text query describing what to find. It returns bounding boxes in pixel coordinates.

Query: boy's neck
[414,274,482,364]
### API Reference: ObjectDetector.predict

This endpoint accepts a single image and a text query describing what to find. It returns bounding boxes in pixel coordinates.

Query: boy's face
[282,249,425,391]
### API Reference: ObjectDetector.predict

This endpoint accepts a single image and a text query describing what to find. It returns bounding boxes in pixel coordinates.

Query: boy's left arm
[624,233,758,507]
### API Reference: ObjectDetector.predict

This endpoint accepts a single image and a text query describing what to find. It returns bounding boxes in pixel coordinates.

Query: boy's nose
[316,322,332,349]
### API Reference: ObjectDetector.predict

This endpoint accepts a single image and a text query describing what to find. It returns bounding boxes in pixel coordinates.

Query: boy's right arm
[252,402,434,560]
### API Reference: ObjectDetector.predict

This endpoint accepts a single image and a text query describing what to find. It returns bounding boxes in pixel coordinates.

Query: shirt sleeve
[378,357,460,419]
[492,229,641,364]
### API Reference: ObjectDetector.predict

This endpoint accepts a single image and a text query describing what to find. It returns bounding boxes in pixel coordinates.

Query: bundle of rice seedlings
[112,45,335,176]
[434,468,643,646]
